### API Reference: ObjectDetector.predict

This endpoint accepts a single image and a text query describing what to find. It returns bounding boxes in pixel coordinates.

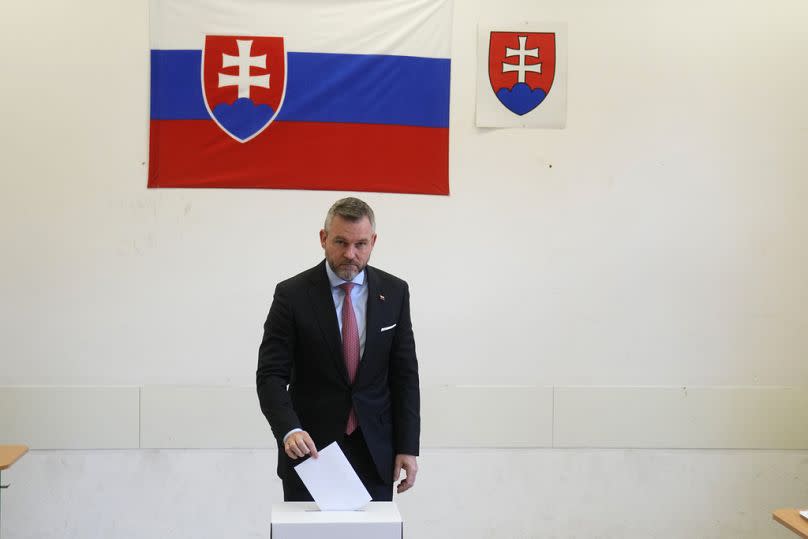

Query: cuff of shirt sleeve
[283,428,302,444]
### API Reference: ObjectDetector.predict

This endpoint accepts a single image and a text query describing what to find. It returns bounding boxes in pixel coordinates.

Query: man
[257,197,420,501]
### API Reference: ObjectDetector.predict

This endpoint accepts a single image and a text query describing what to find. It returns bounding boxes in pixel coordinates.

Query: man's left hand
[393,454,418,494]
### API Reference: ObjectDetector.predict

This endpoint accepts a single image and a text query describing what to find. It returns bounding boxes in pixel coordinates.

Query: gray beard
[329,261,362,281]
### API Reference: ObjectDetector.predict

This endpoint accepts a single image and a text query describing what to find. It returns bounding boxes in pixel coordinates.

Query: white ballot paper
[293,441,371,511]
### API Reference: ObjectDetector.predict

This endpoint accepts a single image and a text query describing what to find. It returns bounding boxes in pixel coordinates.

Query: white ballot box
[270,502,403,539]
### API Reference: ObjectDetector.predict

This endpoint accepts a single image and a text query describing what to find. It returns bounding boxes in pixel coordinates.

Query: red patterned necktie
[339,282,359,435]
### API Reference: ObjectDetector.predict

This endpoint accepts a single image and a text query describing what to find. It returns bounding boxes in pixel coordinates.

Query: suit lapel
[307,261,349,384]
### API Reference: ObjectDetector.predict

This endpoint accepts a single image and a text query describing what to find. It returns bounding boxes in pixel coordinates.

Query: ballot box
[270,502,403,539]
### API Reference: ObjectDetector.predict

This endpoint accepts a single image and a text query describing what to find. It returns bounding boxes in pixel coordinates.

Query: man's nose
[344,245,356,259]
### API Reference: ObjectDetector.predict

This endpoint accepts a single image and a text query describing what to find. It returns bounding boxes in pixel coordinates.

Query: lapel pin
[379,294,385,301]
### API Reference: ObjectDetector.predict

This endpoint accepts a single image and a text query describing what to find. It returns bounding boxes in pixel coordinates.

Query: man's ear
[319,229,328,248]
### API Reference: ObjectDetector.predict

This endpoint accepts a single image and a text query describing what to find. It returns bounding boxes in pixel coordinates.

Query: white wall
[1,0,807,537]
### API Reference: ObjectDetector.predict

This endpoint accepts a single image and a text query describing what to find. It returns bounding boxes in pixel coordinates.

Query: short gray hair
[323,197,376,232]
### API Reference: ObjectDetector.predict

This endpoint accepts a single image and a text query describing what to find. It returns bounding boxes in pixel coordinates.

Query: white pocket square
[380,324,397,332]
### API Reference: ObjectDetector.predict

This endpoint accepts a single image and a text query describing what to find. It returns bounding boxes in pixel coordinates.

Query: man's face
[320,215,377,281]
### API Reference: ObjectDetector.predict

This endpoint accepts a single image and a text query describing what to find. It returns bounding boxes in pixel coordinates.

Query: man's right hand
[284,430,318,459]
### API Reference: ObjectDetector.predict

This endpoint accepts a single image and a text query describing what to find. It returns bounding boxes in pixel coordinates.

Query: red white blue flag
[149,0,452,194]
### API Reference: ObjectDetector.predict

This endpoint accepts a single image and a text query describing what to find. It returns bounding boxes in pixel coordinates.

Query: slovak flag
[149,0,452,195]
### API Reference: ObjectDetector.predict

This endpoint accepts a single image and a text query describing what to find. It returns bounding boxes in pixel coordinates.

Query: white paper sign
[293,442,371,511]
[476,22,568,128]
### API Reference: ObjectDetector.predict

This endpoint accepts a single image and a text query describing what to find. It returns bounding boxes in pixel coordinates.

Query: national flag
[149,0,452,195]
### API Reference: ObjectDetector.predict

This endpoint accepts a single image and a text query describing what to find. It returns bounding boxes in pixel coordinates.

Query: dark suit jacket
[256,260,420,482]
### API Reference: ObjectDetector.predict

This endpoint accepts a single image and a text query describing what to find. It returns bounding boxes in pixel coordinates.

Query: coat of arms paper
[476,22,567,128]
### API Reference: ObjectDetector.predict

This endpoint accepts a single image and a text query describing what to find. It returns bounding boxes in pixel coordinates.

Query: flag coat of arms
[476,22,567,128]
[201,36,286,142]
[149,0,452,194]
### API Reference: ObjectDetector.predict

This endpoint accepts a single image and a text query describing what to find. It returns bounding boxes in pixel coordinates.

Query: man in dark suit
[257,197,420,501]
